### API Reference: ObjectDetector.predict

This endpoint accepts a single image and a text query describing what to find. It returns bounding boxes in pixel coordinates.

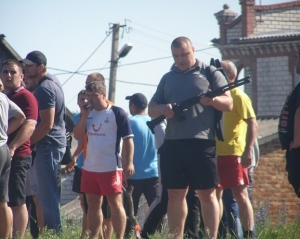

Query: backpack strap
[205,59,225,141]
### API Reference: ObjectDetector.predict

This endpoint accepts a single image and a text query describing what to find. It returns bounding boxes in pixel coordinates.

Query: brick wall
[252,138,300,223]
[254,5,300,33]
[226,21,242,44]
[61,171,78,206]
[256,56,292,117]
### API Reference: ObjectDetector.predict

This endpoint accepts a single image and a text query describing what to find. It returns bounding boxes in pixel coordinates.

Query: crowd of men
[1,37,299,239]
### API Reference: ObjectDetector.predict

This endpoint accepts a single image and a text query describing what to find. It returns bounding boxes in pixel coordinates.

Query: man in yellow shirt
[216,60,258,239]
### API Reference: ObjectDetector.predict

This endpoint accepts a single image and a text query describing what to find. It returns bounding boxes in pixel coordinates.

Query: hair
[77,89,86,101]
[171,37,193,49]
[37,63,47,73]
[222,60,237,79]
[87,73,105,84]
[86,81,106,94]
[2,59,23,73]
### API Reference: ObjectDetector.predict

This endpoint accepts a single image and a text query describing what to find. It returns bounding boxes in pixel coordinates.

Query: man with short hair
[124,93,159,235]
[216,60,257,239]
[0,92,25,239]
[21,51,66,232]
[74,81,134,239]
[148,36,232,238]
[85,72,105,85]
[2,59,38,238]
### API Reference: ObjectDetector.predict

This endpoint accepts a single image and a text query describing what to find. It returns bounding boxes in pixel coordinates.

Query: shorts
[0,144,11,203]
[160,139,219,190]
[25,162,39,196]
[72,166,83,194]
[81,169,122,196]
[217,156,249,189]
[8,154,32,207]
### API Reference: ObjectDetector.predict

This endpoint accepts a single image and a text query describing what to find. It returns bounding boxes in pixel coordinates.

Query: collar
[5,86,24,95]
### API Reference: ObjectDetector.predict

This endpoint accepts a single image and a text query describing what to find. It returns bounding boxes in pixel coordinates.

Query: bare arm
[8,121,36,157]
[200,91,233,112]
[290,106,300,149]
[73,104,91,140]
[65,139,84,172]
[241,117,258,167]
[7,112,25,135]
[30,108,54,145]
[148,100,174,119]
[122,137,134,179]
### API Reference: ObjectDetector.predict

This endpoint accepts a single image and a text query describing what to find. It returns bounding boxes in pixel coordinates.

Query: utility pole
[108,23,120,102]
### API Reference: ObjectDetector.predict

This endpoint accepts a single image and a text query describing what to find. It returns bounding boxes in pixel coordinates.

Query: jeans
[221,188,243,239]
[35,144,65,232]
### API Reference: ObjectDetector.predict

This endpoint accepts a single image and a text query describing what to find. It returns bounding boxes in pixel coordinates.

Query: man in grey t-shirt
[148,36,232,239]
[21,51,66,233]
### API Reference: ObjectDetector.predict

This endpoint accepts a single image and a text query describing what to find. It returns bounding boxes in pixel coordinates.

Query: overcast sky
[0,0,286,113]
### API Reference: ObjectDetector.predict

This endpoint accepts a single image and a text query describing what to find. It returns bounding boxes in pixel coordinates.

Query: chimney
[240,0,255,37]
[214,4,238,44]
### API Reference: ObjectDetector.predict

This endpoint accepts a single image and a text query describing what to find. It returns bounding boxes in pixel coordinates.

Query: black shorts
[0,144,11,203]
[73,167,111,218]
[160,139,219,190]
[8,154,32,207]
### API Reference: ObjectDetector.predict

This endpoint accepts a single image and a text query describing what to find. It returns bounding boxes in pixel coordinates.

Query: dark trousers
[141,185,200,239]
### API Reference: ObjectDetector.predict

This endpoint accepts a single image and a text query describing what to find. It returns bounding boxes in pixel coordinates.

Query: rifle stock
[147,75,251,134]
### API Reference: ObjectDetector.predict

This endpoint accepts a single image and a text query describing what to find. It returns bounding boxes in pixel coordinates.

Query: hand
[241,148,252,168]
[290,141,300,150]
[8,146,16,158]
[160,104,174,119]
[79,102,92,117]
[123,162,135,179]
[200,92,214,106]
[64,156,76,173]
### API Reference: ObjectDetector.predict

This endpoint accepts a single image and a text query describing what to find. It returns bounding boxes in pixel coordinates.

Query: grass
[20,200,300,239]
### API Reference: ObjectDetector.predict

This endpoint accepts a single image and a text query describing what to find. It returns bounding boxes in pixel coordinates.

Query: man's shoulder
[9,88,37,106]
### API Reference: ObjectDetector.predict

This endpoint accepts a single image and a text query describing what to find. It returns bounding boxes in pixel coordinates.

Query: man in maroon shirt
[2,59,38,238]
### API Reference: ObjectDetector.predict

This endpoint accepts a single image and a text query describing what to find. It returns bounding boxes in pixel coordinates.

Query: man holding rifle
[148,36,233,239]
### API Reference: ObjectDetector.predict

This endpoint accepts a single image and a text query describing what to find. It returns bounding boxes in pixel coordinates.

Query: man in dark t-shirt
[2,59,38,238]
[21,51,66,233]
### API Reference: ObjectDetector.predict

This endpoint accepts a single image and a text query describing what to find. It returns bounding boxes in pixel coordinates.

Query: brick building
[213,0,300,223]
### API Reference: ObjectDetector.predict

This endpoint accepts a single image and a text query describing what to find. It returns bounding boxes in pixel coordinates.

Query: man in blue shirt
[125,93,159,228]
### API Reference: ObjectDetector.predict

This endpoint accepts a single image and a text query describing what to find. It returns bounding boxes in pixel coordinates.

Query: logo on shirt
[92,124,102,132]
[104,117,110,123]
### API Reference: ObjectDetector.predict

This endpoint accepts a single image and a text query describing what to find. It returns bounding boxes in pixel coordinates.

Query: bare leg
[231,185,254,231]
[79,194,88,238]
[216,188,223,221]
[197,188,220,239]
[167,189,188,239]
[32,195,44,230]
[86,194,103,239]
[103,218,113,239]
[11,204,28,238]
[0,202,12,239]
[106,193,126,239]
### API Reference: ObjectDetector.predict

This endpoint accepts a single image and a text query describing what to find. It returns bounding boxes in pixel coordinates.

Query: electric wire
[61,32,111,86]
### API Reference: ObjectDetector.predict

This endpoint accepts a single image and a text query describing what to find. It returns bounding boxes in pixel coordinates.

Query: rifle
[146,75,251,134]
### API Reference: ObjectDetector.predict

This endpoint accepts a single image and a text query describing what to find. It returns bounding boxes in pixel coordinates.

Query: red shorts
[217,156,249,189]
[81,169,122,196]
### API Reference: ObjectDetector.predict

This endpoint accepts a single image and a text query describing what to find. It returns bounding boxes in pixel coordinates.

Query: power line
[51,47,216,76]
[61,32,111,86]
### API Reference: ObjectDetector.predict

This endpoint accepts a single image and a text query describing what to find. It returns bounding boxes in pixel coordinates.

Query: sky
[0,0,287,114]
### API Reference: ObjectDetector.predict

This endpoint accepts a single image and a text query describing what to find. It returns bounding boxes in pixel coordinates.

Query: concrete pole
[108,23,120,102]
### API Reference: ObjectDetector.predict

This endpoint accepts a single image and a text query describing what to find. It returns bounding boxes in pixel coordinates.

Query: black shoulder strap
[205,58,225,142]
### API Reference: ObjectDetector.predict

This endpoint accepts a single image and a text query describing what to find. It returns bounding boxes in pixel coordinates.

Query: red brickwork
[253,138,300,224]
